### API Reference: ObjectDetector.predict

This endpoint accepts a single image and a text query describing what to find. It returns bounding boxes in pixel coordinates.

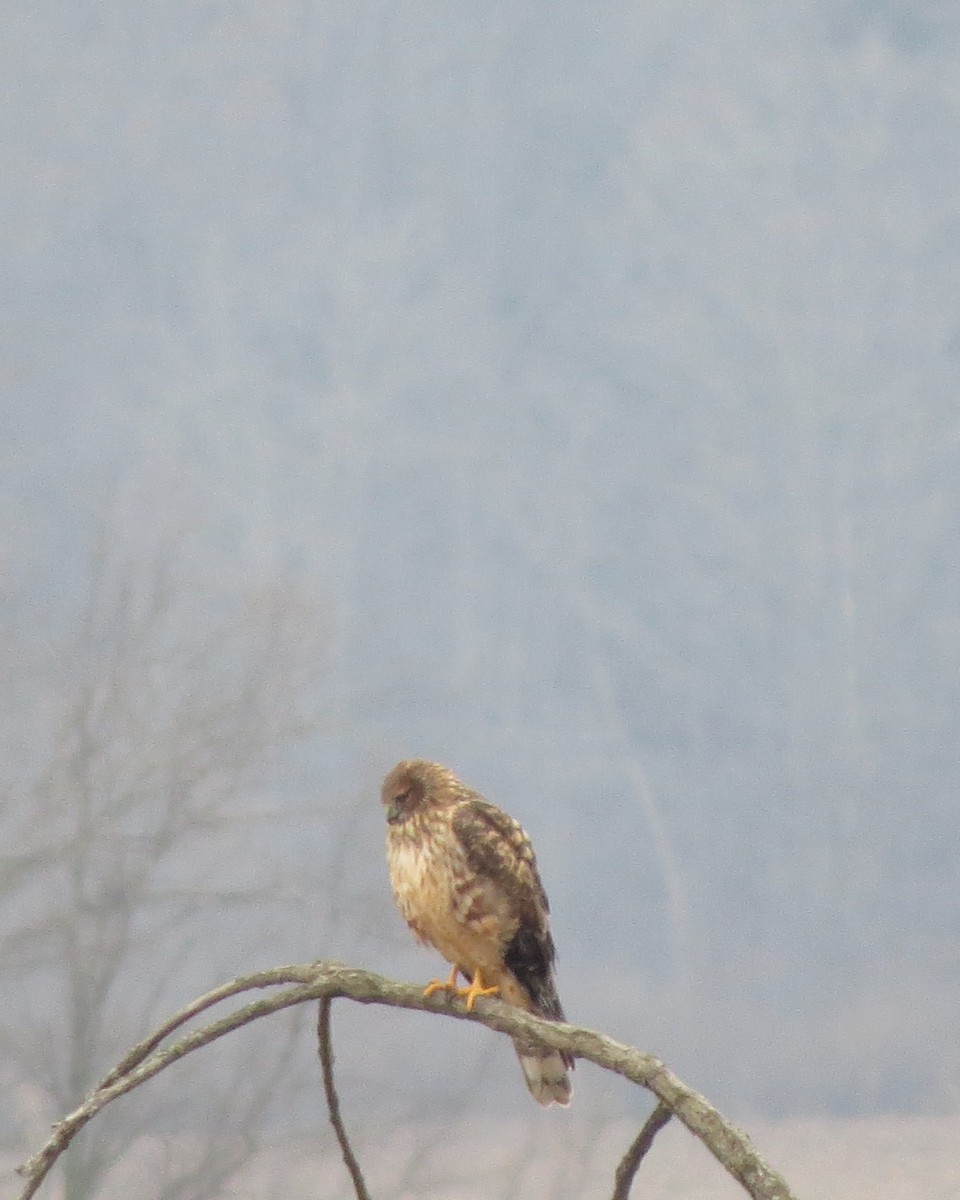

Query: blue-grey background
[3,1,959,1164]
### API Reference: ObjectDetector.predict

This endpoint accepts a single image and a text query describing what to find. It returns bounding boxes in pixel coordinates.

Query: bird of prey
[382,758,573,1106]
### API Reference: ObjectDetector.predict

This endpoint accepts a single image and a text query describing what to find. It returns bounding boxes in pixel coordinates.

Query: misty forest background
[3,1,960,1197]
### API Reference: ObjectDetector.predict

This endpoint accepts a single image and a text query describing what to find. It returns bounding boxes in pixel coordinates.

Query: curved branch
[16,961,799,1200]
[98,966,307,1089]
[16,968,320,1200]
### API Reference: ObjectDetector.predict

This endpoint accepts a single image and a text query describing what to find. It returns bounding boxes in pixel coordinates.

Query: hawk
[382,758,573,1106]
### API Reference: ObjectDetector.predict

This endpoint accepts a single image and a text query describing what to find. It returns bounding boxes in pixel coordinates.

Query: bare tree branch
[17,961,800,1200]
[317,997,371,1200]
[612,1100,673,1200]
[96,968,300,1091]
[16,969,320,1200]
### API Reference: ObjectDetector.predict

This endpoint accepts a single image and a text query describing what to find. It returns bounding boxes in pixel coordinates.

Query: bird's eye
[394,789,410,805]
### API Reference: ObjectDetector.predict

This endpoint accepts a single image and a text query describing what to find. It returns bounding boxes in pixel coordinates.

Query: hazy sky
[3,1,959,1127]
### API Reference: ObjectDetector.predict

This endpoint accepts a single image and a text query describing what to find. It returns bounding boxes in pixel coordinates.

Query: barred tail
[516,1043,573,1106]
[503,923,574,1105]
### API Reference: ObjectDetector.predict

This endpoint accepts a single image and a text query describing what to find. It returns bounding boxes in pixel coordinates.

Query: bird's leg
[459,969,500,1011]
[423,964,461,999]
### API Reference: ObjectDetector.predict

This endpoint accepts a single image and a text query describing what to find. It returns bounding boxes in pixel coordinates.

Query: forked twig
[317,997,371,1200]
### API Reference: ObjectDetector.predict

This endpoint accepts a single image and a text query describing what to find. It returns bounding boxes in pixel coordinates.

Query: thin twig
[612,1101,672,1200]
[317,997,371,1200]
[98,967,305,1089]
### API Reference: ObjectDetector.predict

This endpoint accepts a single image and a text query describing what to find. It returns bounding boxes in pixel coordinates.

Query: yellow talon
[422,966,499,1010]
[423,965,461,999]
[459,970,500,1011]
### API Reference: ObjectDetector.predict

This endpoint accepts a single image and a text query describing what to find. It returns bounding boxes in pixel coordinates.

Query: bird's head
[381,759,462,824]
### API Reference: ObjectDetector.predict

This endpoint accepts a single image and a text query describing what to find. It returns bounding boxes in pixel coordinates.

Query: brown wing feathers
[452,799,569,1029]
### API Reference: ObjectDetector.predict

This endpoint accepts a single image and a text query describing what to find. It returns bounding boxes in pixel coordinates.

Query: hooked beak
[386,800,403,824]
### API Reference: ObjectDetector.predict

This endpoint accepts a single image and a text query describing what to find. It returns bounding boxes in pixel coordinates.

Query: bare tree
[0,519,326,1200]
